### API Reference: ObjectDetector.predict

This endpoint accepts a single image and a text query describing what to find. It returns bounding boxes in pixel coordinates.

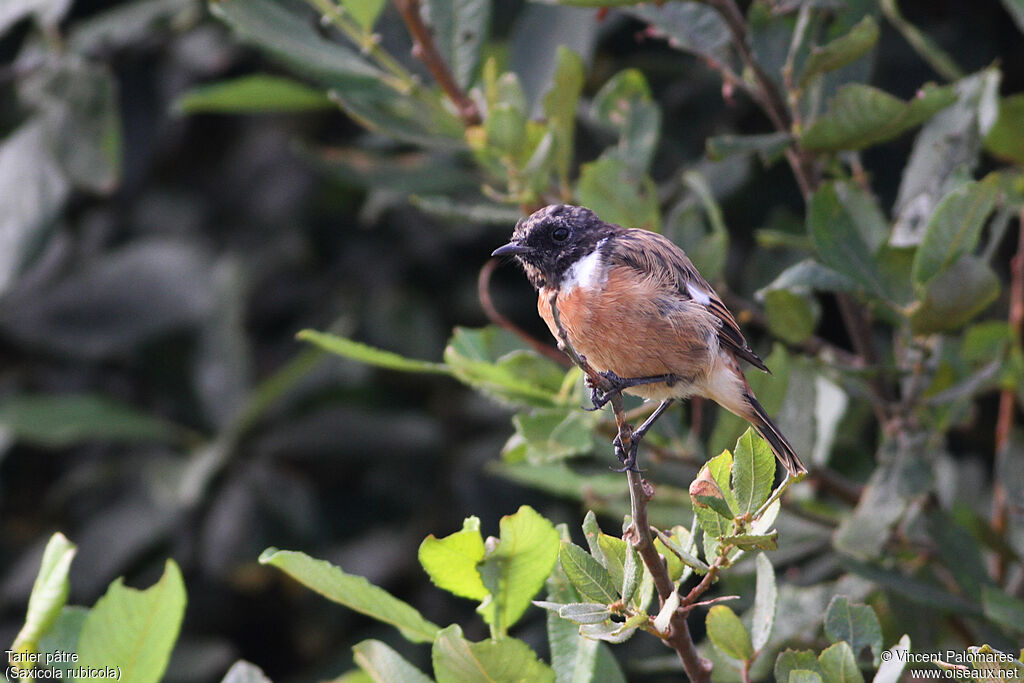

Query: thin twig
[392,0,481,126]
[478,259,570,366]
[991,209,1024,583]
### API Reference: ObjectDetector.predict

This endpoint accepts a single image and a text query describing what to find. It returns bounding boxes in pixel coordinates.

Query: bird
[492,204,807,476]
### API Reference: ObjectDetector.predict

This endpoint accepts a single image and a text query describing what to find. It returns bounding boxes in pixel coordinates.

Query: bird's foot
[585,369,681,411]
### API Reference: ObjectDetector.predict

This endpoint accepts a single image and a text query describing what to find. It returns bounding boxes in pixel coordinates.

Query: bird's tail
[744,393,807,476]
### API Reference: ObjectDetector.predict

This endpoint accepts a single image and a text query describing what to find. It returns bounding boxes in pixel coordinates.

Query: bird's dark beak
[491,242,532,257]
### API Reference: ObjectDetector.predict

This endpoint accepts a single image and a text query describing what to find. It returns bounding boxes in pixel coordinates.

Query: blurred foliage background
[1,0,1024,681]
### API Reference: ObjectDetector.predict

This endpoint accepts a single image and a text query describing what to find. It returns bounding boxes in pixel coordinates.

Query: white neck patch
[561,238,607,292]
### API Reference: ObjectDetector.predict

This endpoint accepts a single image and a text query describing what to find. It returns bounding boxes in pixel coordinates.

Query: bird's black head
[492,204,617,289]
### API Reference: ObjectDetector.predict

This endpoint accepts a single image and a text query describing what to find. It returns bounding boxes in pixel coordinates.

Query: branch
[991,208,1024,583]
[478,259,571,366]
[392,0,481,126]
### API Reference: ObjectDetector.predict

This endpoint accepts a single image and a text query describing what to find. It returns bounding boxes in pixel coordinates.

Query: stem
[392,0,482,126]
[991,210,1024,583]
[478,259,570,366]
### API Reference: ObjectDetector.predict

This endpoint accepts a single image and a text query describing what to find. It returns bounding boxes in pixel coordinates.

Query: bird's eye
[552,227,570,242]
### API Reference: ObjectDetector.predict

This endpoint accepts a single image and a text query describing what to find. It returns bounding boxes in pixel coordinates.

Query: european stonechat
[493,204,807,476]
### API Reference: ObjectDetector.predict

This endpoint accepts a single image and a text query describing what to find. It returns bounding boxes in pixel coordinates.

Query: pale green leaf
[432,624,554,683]
[477,506,560,633]
[422,0,489,90]
[418,517,488,601]
[556,602,614,624]
[352,640,433,683]
[910,254,1000,334]
[577,157,660,231]
[0,394,183,448]
[824,596,882,660]
[807,183,887,298]
[819,642,865,683]
[220,660,274,683]
[77,560,186,683]
[298,329,450,374]
[801,84,956,151]
[259,548,441,643]
[512,408,597,462]
[984,94,1024,164]
[211,0,383,88]
[912,175,1000,289]
[10,533,77,662]
[775,650,824,683]
[341,0,385,31]
[731,428,776,516]
[981,585,1024,634]
[174,74,332,114]
[706,605,754,661]
[557,543,618,605]
[751,553,777,651]
[799,16,879,86]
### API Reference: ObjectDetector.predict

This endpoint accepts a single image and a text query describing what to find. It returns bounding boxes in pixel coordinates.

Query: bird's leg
[586,369,681,410]
[613,400,674,472]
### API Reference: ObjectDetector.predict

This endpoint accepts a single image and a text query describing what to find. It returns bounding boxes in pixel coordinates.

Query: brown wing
[607,229,770,373]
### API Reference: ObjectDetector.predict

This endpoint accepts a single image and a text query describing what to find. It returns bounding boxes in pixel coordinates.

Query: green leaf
[77,560,186,683]
[807,183,887,298]
[410,195,522,223]
[422,0,489,90]
[221,660,274,683]
[556,602,615,624]
[966,645,1024,682]
[595,533,627,593]
[298,329,450,374]
[557,543,618,605]
[691,466,735,538]
[751,553,777,651]
[352,640,433,683]
[592,69,660,173]
[984,93,1024,164]
[681,171,729,281]
[259,548,441,643]
[800,83,956,151]
[981,585,1024,634]
[26,59,123,194]
[542,47,585,188]
[0,394,183,448]
[340,0,385,31]
[912,175,1000,289]
[512,408,597,462]
[824,596,882,660]
[444,327,566,408]
[721,532,779,551]
[819,642,865,683]
[37,607,88,679]
[789,671,825,683]
[419,517,488,601]
[577,157,660,231]
[653,527,709,574]
[432,624,554,683]
[486,103,527,155]
[873,635,910,683]
[731,428,776,516]
[477,506,560,634]
[706,605,754,661]
[706,132,791,165]
[174,74,332,114]
[211,0,384,89]
[799,16,879,86]
[999,0,1024,32]
[764,290,817,344]
[330,83,465,149]
[910,254,1000,334]
[775,650,824,683]
[624,4,732,65]
[759,260,858,296]
[10,533,77,663]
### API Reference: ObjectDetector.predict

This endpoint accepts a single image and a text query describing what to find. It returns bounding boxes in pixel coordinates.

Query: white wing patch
[561,239,607,292]
[685,281,711,305]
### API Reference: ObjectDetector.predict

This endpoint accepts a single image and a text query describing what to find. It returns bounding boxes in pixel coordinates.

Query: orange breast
[538,265,719,400]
